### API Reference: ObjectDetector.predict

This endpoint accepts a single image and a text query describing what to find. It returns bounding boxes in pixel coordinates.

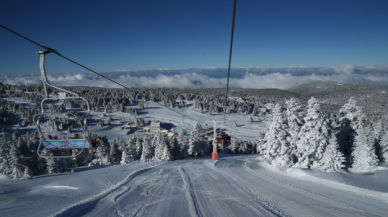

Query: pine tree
[109,140,121,164]
[256,132,266,154]
[229,137,239,154]
[238,140,247,154]
[154,134,165,160]
[380,127,388,162]
[161,145,172,161]
[262,103,293,167]
[374,122,385,161]
[23,167,33,179]
[9,142,24,178]
[294,97,331,169]
[135,138,143,159]
[170,137,181,160]
[120,146,136,164]
[140,136,153,162]
[188,138,197,157]
[285,97,304,145]
[43,149,61,174]
[351,126,379,171]
[93,139,111,165]
[337,97,368,157]
[192,122,202,138]
[179,138,190,159]
[312,134,345,171]
[0,133,12,176]
[116,137,126,151]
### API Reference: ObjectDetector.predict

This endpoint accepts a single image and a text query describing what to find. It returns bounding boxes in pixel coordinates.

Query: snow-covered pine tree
[229,137,239,154]
[43,149,61,174]
[238,140,247,154]
[312,133,345,171]
[197,137,209,156]
[120,146,136,164]
[374,122,385,161]
[262,103,293,167]
[116,137,126,151]
[350,126,379,171]
[295,97,330,169]
[109,140,121,164]
[256,132,266,154]
[285,97,304,141]
[170,136,181,160]
[126,137,137,158]
[179,138,190,159]
[379,126,388,162]
[135,137,143,159]
[9,142,25,178]
[192,122,202,138]
[140,136,153,162]
[337,97,368,157]
[154,133,165,160]
[30,146,47,175]
[161,145,172,161]
[0,133,12,176]
[23,167,33,179]
[93,139,111,165]
[187,138,197,157]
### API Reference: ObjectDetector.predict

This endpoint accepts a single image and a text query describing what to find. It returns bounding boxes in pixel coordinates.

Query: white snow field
[1,154,388,217]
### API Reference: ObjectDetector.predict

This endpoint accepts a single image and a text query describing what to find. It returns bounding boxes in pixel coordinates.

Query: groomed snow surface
[1,154,388,217]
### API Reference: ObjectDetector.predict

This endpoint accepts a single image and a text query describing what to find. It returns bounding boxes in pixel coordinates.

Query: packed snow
[1,154,388,216]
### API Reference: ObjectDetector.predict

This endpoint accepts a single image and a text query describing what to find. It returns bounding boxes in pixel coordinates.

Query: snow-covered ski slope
[1,154,387,217]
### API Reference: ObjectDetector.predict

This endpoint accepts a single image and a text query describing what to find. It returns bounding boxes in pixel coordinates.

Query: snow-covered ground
[5,97,268,142]
[1,154,388,217]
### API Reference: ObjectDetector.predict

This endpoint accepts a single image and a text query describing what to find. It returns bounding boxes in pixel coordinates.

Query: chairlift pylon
[34,50,99,159]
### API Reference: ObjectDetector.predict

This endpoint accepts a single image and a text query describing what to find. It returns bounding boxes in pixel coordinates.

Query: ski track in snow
[2,155,388,217]
[243,157,388,217]
[243,158,365,214]
[216,160,288,217]
[50,162,166,217]
[179,167,201,217]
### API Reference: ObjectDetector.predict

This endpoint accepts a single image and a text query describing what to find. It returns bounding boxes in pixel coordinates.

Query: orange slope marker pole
[207,117,223,161]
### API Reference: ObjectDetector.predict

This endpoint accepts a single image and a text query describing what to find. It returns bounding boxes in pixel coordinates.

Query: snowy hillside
[2,82,388,216]
[1,154,388,217]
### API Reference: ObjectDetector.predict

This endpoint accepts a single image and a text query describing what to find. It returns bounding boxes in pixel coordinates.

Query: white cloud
[2,65,388,89]
[329,64,356,74]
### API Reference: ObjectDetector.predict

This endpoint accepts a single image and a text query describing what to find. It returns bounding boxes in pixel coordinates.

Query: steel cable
[223,0,237,122]
[0,24,200,123]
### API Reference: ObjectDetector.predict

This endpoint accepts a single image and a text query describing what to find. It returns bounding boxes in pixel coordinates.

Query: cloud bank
[2,65,388,89]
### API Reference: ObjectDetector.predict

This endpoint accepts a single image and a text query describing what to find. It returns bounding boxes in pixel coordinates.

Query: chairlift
[34,50,99,159]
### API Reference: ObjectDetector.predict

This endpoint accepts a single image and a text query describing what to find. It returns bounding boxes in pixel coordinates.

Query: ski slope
[1,154,387,217]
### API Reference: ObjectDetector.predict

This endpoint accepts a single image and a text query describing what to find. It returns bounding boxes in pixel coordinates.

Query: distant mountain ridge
[286,80,388,121]
[287,80,366,95]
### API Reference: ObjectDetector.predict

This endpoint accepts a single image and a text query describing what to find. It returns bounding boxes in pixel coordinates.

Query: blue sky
[1,0,388,78]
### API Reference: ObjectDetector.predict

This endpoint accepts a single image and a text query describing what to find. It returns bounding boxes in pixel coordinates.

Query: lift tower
[206,117,223,160]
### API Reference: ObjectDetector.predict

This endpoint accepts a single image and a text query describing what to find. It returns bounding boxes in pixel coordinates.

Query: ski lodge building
[147,121,161,131]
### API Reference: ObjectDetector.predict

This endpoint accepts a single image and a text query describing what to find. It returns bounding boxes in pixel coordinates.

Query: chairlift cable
[0,24,200,123]
[223,0,237,123]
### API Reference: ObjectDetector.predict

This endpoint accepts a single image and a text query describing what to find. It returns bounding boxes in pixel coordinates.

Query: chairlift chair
[34,50,99,159]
